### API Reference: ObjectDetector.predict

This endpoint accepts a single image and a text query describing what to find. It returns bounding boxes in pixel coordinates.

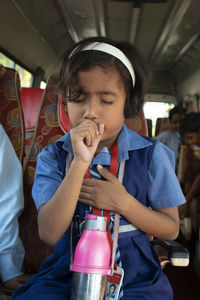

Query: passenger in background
[179,112,200,211]
[155,106,185,171]
[0,124,30,290]
[178,113,200,252]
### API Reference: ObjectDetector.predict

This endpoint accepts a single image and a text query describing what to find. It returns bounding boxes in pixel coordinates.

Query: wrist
[116,190,133,215]
[70,159,90,174]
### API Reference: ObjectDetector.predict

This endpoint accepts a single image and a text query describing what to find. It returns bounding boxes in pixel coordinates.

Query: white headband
[71,42,135,88]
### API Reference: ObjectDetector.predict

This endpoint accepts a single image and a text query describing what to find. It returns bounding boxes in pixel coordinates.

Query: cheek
[67,110,79,126]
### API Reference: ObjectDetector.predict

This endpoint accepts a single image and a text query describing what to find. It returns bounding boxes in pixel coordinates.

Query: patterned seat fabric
[21,75,72,274]
[0,65,24,163]
[124,110,148,136]
[0,66,24,298]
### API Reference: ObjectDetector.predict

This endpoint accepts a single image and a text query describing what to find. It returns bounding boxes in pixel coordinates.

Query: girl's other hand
[70,121,104,165]
[79,165,127,212]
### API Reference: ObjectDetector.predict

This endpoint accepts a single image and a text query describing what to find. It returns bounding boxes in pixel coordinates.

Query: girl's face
[67,66,126,151]
[184,131,200,146]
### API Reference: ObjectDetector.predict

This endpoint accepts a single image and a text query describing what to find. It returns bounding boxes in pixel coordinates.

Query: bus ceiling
[0,0,200,102]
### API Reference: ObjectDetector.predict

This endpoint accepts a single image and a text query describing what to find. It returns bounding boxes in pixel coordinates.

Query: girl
[12,37,185,299]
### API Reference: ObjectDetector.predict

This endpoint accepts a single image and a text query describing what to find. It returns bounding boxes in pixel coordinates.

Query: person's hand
[79,165,128,212]
[70,121,104,165]
[3,273,33,290]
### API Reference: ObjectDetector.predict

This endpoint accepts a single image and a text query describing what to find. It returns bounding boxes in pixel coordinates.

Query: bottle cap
[85,214,107,231]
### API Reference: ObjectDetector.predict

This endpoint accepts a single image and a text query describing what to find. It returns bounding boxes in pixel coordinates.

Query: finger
[83,123,97,146]
[97,164,117,182]
[74,121,98,146]
[93,133,102,148]
[98,123,104,135]
[79,196,94,206]
[82,178,103,187]
[79,189,93,200]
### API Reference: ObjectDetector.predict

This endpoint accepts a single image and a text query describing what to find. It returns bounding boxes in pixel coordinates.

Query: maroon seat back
[0,65,24,298]
[124,110,148,136]
[155,117,169,136]
[21,87,44,168]
[0,65,24,162]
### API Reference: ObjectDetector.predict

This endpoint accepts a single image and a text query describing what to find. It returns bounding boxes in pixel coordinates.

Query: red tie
[84,140,119,258]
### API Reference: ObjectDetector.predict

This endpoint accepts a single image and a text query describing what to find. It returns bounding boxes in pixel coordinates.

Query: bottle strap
[111,160,125,273]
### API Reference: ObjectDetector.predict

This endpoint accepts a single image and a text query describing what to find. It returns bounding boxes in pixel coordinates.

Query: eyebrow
[80,89,117,97]
[99,90,117,96]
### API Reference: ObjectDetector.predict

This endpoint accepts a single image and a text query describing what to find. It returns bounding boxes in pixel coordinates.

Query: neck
[95,135,119,154]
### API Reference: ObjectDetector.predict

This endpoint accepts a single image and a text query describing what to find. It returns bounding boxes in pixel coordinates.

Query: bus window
[0,52,15,68]
[143,101,174,137]
[15,64,32,87]
[0,52,33,87]
[40,81,46,89]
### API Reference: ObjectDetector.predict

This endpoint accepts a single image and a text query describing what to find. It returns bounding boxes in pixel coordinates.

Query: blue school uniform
[12,125,185,300]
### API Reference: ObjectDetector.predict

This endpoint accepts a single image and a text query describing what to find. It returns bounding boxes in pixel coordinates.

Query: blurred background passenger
[155,106,186,171]
[0,124,30,290]
[179,112,200,202]
[178,113,200,254]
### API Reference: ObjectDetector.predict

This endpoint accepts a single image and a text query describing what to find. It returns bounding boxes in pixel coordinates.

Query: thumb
[97,164,117,182]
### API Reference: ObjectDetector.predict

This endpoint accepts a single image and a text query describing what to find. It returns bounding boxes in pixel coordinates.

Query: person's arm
[178,174,200,218]
[37,121,104,246]
[80,165,179,240]
[0,125,26,287]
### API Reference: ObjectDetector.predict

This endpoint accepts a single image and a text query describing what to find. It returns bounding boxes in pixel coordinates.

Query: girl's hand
[70,121,104,165]
[3,273,33,290]
[79,165,127,212]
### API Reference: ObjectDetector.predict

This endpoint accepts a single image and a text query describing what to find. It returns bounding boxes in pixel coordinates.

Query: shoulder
[151,140,175,167]
[38,133,69,159]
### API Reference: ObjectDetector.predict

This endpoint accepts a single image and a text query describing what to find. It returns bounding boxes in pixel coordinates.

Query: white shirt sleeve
[0,125,25,282]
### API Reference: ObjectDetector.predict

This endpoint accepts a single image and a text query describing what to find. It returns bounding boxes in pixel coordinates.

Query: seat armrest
[152,239,189,267]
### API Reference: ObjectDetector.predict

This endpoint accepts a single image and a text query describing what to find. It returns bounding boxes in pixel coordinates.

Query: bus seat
[21,87,43,130]
[155,117,169,136]
[124,111,148,136]
[21,75,70,274]
[0,65,24,298]
[0,65,24,163]
[20,87,44,167]
[146,118,152,137]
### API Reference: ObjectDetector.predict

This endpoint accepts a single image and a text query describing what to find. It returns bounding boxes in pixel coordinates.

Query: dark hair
[109,284,116,293]
[55,37,151,117]
[180,112,200,135]
[169,105,186,120]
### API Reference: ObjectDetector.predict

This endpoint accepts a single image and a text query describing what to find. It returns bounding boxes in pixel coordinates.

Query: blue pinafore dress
[12,137,173,300]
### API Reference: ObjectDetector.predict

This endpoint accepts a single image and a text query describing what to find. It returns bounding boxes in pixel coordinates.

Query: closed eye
[69,97,86,103]
[101,99,114,104]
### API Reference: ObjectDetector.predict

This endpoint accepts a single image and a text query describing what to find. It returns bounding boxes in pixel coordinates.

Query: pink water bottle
[70,214,112,300]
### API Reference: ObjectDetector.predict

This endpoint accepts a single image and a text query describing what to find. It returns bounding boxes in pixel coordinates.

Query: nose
[83,100,98,120]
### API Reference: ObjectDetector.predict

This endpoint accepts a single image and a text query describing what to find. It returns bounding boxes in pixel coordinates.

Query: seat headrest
[21,87,44,130]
